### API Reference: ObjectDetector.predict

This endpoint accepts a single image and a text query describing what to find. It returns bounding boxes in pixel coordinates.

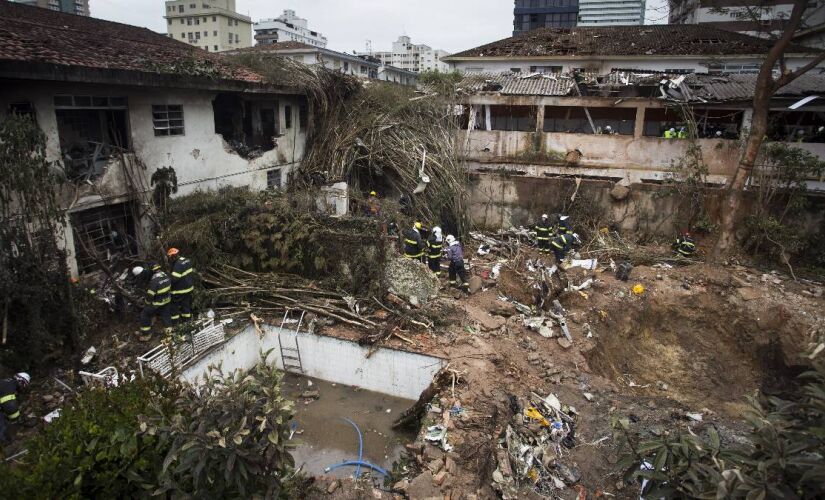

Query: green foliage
[617,359,825,499]
[662,141,711,232]
[418,69,463,95]
[0,362,298,499]
[743,143,825,264]
[0,376,175,498]
[0,113,79,368]
[143,360,296,498]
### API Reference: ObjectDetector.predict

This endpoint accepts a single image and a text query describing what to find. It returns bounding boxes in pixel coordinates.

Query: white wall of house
[449,55,823,75]
[0,80,307,275]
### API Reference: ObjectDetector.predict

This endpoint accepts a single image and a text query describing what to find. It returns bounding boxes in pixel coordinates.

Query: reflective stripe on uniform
[8,410,20,420]
[152,298,171,306]
[155,286,171,295]
[181,313,192,318]
[405,239,418,245]
[0,394,15,404]
[171,268,193,278]
[171,287,194,295]
[140,326,152,332]
[551,240,565,249]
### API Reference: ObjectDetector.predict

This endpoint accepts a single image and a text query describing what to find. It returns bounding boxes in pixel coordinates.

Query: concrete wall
[182,324,445,400]
[463,130,741,182]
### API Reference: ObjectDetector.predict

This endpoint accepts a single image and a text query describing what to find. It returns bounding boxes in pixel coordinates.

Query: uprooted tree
[0,114,80,369]
[227,54,469,235]
[712,0,825,260]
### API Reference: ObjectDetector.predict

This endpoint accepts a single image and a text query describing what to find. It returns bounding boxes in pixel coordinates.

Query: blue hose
[341,417,364,478]
[325,460,389,476]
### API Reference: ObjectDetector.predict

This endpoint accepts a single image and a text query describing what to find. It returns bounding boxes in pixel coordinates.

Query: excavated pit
[586,300,797,414]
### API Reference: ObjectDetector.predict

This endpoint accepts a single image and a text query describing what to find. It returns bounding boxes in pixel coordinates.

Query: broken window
[299,104,308,131]
[213,93,279,158]
[284,105,293,130]
[70,202,138,275]
[266,168,282,189]
[9,101,36,125]
[693,108,744,139]
[544,106,635,135]
[490,105,536,132]
[643,107,686,137]
[152,105,185,136]
[767,110,825,142]
[54,95,130,182]
[530,66,562,74]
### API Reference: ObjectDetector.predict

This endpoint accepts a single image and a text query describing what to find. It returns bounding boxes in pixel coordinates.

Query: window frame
[151,104,185,137]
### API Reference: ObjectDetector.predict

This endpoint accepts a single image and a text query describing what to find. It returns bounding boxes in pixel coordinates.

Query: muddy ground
[9,240,825,500]
[309,244,824,499]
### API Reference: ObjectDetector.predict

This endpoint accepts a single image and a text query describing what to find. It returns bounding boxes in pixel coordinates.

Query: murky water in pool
[282,374,416,479]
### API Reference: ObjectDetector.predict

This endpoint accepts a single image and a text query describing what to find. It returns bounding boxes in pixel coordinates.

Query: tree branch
[774,50,825,89]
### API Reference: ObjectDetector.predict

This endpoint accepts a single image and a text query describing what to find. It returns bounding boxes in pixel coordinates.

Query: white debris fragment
[686,412,703,422]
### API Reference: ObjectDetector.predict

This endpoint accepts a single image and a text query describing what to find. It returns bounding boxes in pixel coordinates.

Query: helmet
[166,248,179,257]
[433,226,442,237]
[559,215,570,222]
[797,129,805,135]
[15,372,30,387]
[445,235,456,245]
[605,125,612,130]
[715,130,723,136]
[669,128,676,133]
[541,214,548,219]
[414,222,422,230]
[131,266,144,277]
[369,191,377,196]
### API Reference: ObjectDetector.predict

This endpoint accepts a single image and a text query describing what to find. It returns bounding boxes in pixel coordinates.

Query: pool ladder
[278,309,305,374]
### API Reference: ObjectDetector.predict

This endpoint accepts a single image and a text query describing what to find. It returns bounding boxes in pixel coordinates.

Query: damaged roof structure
[456,69,825,187]
[444,24,824,76]
[0,1,309,276]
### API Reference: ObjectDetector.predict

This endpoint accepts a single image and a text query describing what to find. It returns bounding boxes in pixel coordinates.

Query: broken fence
[137,321,226,378]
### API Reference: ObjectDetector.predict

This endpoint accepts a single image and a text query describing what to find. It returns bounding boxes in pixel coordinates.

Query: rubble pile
[493,393,580,498]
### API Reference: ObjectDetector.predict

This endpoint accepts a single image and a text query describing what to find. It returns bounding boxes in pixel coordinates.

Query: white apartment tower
[254,10,327,48]
[578,0,646,26]
[358,36,450,73]
[164,0,252,53]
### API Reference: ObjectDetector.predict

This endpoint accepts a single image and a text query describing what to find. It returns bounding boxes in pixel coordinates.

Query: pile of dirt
[384,257,439,305]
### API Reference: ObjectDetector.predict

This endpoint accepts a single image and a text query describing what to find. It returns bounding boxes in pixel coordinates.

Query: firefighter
[445,235,470,290]
[550,232,580,263]
[427,226,444,275]
[556,215,573,236]
[677,127,688,139]
[138,262,172,340]
[663,127,677,139]
[403,222,426,261]
[167,248,195,324]
[0,372,30,445]
[364,191,382,217]
[673,232,697,257]
[535,214,553,254]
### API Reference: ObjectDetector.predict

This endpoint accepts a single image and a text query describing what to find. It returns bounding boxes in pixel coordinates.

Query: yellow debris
[632,284,645,295]
[524,407,550,427]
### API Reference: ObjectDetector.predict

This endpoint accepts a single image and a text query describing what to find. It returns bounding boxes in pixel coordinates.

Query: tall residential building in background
[669,0,825,46]
[164,0,252,53]
[513,0,579,36]
[578,0,645,26]
[10,0,89,16]
[254,10,327,47]
[357,36,450,73]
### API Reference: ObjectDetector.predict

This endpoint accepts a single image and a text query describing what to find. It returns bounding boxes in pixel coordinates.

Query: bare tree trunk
[709,0,819,261]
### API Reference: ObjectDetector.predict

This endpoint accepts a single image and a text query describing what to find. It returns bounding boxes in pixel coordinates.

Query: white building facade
[358,36,451,73]
[254,9,327,48]
[164,0,252,53]
[577,0,645,26]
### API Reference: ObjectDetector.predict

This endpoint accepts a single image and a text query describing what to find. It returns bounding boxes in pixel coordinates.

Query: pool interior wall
[180,323,445,400]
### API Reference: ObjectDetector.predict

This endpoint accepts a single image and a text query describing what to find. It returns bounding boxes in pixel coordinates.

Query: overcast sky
[91,0,669,54]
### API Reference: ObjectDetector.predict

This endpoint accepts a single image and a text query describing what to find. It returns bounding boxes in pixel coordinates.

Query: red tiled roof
[0,1,263,83]
[446,24,818,59]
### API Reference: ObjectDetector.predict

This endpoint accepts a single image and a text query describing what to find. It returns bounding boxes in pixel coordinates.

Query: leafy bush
[0,361,297,499]
[617,358,825,499]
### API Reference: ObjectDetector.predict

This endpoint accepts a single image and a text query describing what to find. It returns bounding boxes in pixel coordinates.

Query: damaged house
[0,2,308,276]
[445,24,825,185]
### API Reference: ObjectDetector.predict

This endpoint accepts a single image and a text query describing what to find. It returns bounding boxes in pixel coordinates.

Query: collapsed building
[0,1,308,276]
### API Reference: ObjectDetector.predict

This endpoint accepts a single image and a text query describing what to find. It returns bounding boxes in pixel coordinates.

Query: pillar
[535,104,545,134]
[634,106,646,139]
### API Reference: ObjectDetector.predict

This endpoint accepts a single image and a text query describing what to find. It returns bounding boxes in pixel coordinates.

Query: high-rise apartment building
[254,10,327,48]
[10,0,89,16]
[164,0,252,53]
[513,0,579,36]
[357,36,450,73]
[577,0,646,26]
